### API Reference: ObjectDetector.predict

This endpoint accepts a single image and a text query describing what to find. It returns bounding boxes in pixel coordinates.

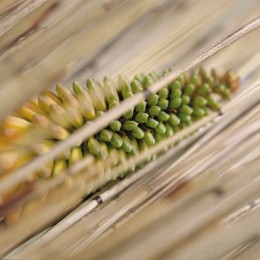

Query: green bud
[181,122,191,128]
[151,154,157,161]
[103,76,119,104]
[96,111,105,118]
[169,98,182,109]
[132,127,144,139]
[111,133,123,148]
[180,105,193,115]
[171,88,182,98]
[222,88,231,100]
[100,129,113,142]
[121,89,134,119]
[169,81,181,91]
[155,122,166,134]
[177,74,185,86]
[143,76,153,88]
[146,118,159,128]
[139,140,149,154]
[110,120,121,131]
[184,83,195,96]
[118,75,132,99]
[135,112,149,123]
[122,121,138,131]
[190,74,200,86]
[131,79,143,93]
[207,97,220,110]
[165,123,174,137]
[199,67,207,79]
[147,94,159,106]
[150,72,159,81]
[130,147,139,156]
[203,108,209,116]
[199,83,211,96]
[214,84,226,95]
[107,147,118,165]
[194,96,207,107]
[193,107,206,118]
[162,68,172,76]
[149,106,161,116]
[157,111,170,121]
[123,90,134,99]
[133,74,145,84]
[99,142,109,159]
[158,99,169,110]
[181,95,190,105]
[204,76,212,85]
[211,68,218,80]
[117,150,127,165]
[169,114,181,126]
[88,137,101,155]
[155,132,164,142]
[178,112,192,124]
[135,101,147,112]
[144,131,156,145]
[123,108,134,120]
[172,125,180,133]
[122,135,133,153]
[109,100,118,109]
[129,138,139,156]
[158,88,169,99]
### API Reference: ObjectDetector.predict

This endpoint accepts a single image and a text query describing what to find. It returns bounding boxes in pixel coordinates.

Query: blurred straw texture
[0,0,259,259]
[0,0,259,118]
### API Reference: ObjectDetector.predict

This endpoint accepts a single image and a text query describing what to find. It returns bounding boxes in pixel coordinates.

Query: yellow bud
[49,125,69,140]
[86,79,107,111]
[56,83,79,109]
[66,108,84,128]
[32,140,55,155]
[73,81,96,120]
[41,90,62,105]
[69,147,83,165]
[49,104,71,129]
[38,95,57,113]
[52,159,67,176]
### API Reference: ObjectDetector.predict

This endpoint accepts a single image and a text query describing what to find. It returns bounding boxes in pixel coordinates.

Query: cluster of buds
[0,68,239,183]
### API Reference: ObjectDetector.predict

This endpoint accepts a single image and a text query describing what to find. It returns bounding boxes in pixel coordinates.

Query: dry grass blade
[0,0,160,118]
[72,161,260,260]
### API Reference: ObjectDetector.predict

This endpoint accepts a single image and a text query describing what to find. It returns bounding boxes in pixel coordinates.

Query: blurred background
[0,0,259,119]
